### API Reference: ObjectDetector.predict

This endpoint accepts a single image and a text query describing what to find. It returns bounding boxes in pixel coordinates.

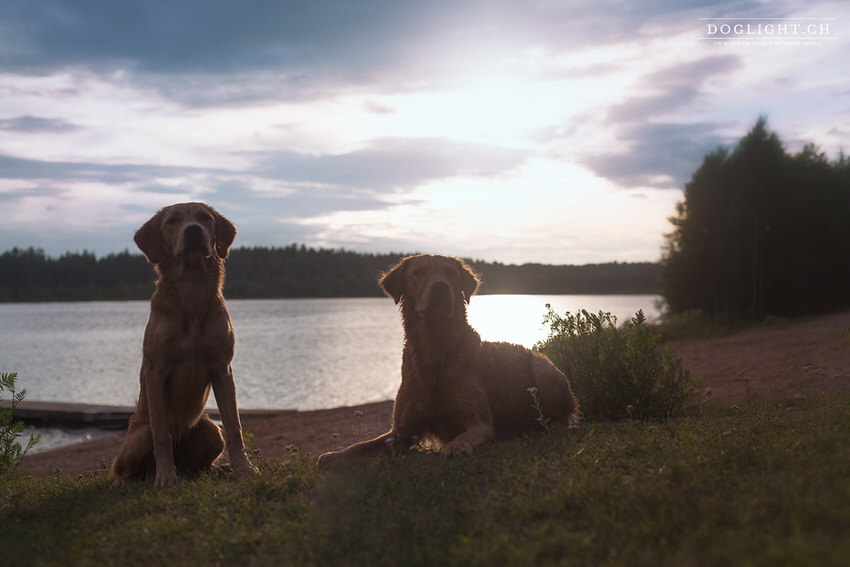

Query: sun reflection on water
[467,294,661,348]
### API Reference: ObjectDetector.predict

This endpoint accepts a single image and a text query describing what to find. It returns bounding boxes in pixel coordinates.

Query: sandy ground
[17,310,850,478]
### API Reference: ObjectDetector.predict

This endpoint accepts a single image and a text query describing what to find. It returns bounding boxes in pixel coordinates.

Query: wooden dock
[2,400,134,428]
[2,400,281,429]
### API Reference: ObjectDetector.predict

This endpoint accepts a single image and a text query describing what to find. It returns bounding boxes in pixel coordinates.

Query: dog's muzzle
[178,224,210,256]
[421,280,454,318]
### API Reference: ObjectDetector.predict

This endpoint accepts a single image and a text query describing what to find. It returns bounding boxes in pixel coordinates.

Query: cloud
[3,131,527,192]
[0,115,80,133]
[607,55,742,123]
[583,122,731,189]
[607,86,701,123]
[363,101,395,115]
[1,135,526,199]
[0,1,451,98]
[646,54,743,85]
[208,175,400,219]
[251,138,530,192]
[0,153,201,184]
[0,135,529,253]
[0,1,753,106]
[579,55,743,188]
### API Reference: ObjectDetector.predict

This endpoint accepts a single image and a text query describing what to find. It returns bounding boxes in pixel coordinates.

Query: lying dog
[318,254,581,468]
[112,202,258,486]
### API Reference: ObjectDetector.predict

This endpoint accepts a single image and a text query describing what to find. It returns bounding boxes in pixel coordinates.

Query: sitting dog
[112,202,258,486]
[318,254,581,468]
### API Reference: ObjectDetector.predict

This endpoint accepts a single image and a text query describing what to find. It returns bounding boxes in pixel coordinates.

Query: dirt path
[668,310,849,403]
[17,310,850,478]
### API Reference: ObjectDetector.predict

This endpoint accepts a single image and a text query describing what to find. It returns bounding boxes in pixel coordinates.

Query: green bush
[535,308,701,421]
[1,372,40,474]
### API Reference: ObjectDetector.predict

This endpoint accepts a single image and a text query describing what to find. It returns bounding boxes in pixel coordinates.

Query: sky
[1,1,848,265]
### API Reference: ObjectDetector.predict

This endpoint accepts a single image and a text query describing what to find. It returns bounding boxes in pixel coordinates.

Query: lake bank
[16,309,849,477]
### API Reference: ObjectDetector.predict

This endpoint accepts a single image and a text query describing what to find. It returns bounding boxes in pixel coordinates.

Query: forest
[0,244,659,302]
[660,117,850,319]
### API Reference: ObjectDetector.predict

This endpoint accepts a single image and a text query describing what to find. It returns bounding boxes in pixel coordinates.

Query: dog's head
[134,202,236,264]
[380,254,481,320]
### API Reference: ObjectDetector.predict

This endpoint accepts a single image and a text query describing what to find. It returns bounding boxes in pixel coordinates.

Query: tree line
[0,244,659,302]
[661,117,850,319]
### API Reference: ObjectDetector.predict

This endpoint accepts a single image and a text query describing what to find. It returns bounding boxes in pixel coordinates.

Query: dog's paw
[233,460,260,477]
[317,450,352,470]
[316,452,335,470]
[441,439,474,458]
[155,470,178,488]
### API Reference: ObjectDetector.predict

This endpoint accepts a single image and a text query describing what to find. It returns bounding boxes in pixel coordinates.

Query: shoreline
[7,400,294,429]
[15,309,850,477]
[17,399,396,477]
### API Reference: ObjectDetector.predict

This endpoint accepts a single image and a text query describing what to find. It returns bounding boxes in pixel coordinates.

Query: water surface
[1,295,660,411]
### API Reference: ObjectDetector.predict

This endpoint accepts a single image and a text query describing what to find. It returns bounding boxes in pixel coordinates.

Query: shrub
[1,372,40,474]
[535,308,701,421]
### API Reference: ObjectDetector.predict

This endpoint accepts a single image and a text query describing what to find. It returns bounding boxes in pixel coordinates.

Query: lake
[1,295,660,411]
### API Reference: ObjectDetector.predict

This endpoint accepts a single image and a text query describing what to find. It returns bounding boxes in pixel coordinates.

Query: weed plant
[535,308,701,421]
[0,371,40,473]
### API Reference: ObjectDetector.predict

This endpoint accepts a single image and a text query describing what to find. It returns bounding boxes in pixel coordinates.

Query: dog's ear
[210,206,236,259]
[134,210,166,264]
[379,257,409,304]
[456,258,481,303]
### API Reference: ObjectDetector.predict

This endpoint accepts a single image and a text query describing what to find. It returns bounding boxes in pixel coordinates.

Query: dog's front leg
[441,422,496,457]
[440,380,496,457]
[211,365,258,477]
[144,364,178,487]
[317,429,410,469]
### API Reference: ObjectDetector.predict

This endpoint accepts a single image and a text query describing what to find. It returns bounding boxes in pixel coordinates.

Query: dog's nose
[430,280,450,298]
[183,224,205,247]
[429,280,452,307]
[184,224,202,238]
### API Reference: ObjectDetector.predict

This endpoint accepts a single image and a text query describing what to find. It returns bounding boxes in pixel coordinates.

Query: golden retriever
[112,202,258,486]
[318,254,581,468]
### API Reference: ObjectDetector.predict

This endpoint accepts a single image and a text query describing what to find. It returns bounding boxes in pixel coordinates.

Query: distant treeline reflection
[0,245,658,302]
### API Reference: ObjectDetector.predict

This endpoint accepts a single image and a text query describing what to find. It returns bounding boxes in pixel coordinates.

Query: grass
[3,393,850,566]
[653,308,795,341]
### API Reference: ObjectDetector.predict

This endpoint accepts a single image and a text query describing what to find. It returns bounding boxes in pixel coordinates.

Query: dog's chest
[152,313,234,365]
[403,351,480,403]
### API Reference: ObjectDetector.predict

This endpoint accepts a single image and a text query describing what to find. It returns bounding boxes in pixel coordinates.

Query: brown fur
[317,254,581,468]
[111,202,258,487]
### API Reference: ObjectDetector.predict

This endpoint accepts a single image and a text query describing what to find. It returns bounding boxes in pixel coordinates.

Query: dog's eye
[412,268,425,277]
[197,212,213,222]
[164,215,180,225]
